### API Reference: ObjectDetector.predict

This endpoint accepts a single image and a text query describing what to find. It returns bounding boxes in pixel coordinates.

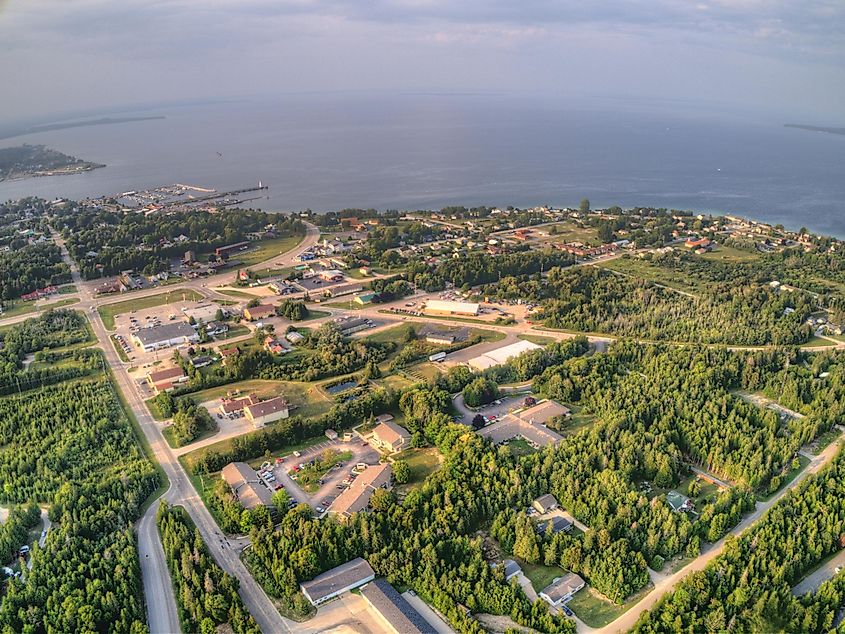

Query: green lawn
[506,438,538,457]
[395,447,442,493]
[517,334,556,346]
[516,559,563,594]
[186,378,332,420]
[0,296,79,319]
[199,233,306,269]
[326,301,370,311]
[98,289,204,329]
[804,336,837,348]
[213,324,251,340]
[567,584,652,628]
[216,288,261,299]
[601,256,706,295]
[162,423,219,449]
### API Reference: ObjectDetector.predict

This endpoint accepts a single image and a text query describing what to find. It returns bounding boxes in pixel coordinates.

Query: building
[537,516,572,535]
[360,578,437,634]
[183,304,223,324]
[219,393,260,416]
[496,559,522,581]
[300,558,376,606]
[424,299,480,317]
[518,400,571,425]
[205,321,228,336]
[477,414,563,448]
[329,463,392,520]
[540,573,585,607]
[533,494,559,514]
[219,347,240,365]
[667,491,694,513]
[221,462,273,510]
[190,355,214,368]
[468,340,541,371]
[146,366,188,393]
[243,304,275,321]
[420,325,470,346]
[319,269,345,282]
[132,322,200,353]
[244,396,289,429]
[354,291,377,305]
[370,420,412,454]
[215,241,250,258]
[285,331,305,344]
[334,316,373,335]
[95,278,127,294]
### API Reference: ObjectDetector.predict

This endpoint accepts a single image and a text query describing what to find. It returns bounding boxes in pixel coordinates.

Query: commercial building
[215,241,250,258]
[539,573,585,607]
[219,393,260,416]
[132,322,200,353]
[369,420,412,454]
[244,396,289,429]
[300,558,376,606]
[424,299,480,317]
[354,291,377,305]
[467,340,541,371]
[420,325,470,346]
[243,304,276,321]
[518,400,571,425]
[329,463,392,520]
[146,366,188,393]
[334,316,373,335]
[360,578,437,634]
[221,462,273,510]
[477,414,563,448]
[182,304,223,324]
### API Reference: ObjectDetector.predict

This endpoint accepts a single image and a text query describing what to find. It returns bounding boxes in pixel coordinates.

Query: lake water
[1,95,843,236]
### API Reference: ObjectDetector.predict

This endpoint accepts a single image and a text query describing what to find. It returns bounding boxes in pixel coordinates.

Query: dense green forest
[157,503,260,634]
[0,242,70,301]
[53,205,305,278]
[0,378,159,632]
[527,266,814,345]
[634,448,845,633]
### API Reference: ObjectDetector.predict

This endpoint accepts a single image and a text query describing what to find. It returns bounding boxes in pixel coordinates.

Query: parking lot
[265,437,381,513]
[110,300,209,364]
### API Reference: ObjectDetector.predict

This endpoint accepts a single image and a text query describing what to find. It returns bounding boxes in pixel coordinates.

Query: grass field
[567,584,652,628]
[601,257,706,295]
[199,233,306,269]
[395,447,442,493]
[216,288,261,299]
[516,559,563,594]
[517,334,556,346]
[540,221,598,245]
[507,438,538,457]
[187,378,333,420]
[0,296,79,320]
[98,289,204,329]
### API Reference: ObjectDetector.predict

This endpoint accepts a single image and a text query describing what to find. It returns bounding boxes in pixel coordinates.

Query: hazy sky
[2,0,844,123]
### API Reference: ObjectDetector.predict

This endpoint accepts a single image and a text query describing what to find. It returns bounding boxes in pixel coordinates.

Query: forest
[157,503,260,634]
[53,204,305,278]
[634,449,845,633]
[0,378,159,633]
[0,242,70,301]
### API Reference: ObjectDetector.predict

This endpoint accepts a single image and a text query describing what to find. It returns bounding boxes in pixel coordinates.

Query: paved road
[792,549,845,596]
[592,431,845,634]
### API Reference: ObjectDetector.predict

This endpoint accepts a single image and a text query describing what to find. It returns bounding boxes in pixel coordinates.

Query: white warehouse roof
[424,299,480,315]
[468,340,541,370]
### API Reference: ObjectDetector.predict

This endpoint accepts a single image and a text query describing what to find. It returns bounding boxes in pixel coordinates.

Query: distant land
[0,115,165,141]
[785,123,845,136]
[0,144,105,182]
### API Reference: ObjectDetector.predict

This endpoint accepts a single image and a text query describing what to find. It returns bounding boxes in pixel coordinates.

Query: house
[358,266,373,276]
[533,494,559,514]
[263,336,288,355]
[423,299,480,317]
[540,573,585,607]
[132,322,200,353]
[319,269,345,282]
[219,394,260,416]
[537,516,572,535]
[244,397,289,429]
[243,304,275,321]
[146,367,188,394]
[220,462,273,510]
[285,331,305,344]
[360,578,437,634]
[205,321,228,336]
[300,558,376,606]
[370,420,412,453]
[518,400,571,425]
[684,237,711,250]
[219,347,239,365]
[354,291,377,305]
[667,491,694,513]
[329,463,393,520]
[468,340,541,371]
[95,278,127,294]
[190,355,214,369]
[496,559,522,581]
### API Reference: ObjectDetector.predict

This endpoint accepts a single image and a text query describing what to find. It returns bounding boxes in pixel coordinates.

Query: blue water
[1,95,843,236]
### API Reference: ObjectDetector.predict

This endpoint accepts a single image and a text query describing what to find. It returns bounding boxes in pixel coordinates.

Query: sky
[2,0,844,124]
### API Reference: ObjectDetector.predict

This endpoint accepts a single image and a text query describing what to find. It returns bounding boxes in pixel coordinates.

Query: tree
[580,198,591,213]
[472,414,486,429]
[393,460,411,484]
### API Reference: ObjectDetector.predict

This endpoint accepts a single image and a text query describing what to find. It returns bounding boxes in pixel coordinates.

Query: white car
[293,451,301,457]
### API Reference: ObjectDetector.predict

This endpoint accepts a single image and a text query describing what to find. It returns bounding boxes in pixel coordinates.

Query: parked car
[562,606,573,617]
[293,451,301,457]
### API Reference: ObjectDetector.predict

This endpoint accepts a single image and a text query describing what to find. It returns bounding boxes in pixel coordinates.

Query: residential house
[369,420,412,454]
[532,494,559,514]
[539,573,585,607]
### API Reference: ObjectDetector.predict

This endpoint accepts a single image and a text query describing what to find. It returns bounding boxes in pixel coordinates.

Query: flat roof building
[300,558,376,606]
[518,400,571,425]
[133,322,200,353]
[243,304,276,321]
[361,578,437,634]
[424,299,480,317]
[468,340,541,371]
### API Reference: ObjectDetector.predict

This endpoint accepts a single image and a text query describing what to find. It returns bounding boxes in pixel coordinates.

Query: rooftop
[518,400,571,424]
[147,366,186,384]
[541,572,585,604]
[330,463,392,518]
[245,396,288,419]
[360,578,437,634]
[134,322,198,346]
[300,558,375,604]
[468,340,541,370]
[373,420,411,446]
